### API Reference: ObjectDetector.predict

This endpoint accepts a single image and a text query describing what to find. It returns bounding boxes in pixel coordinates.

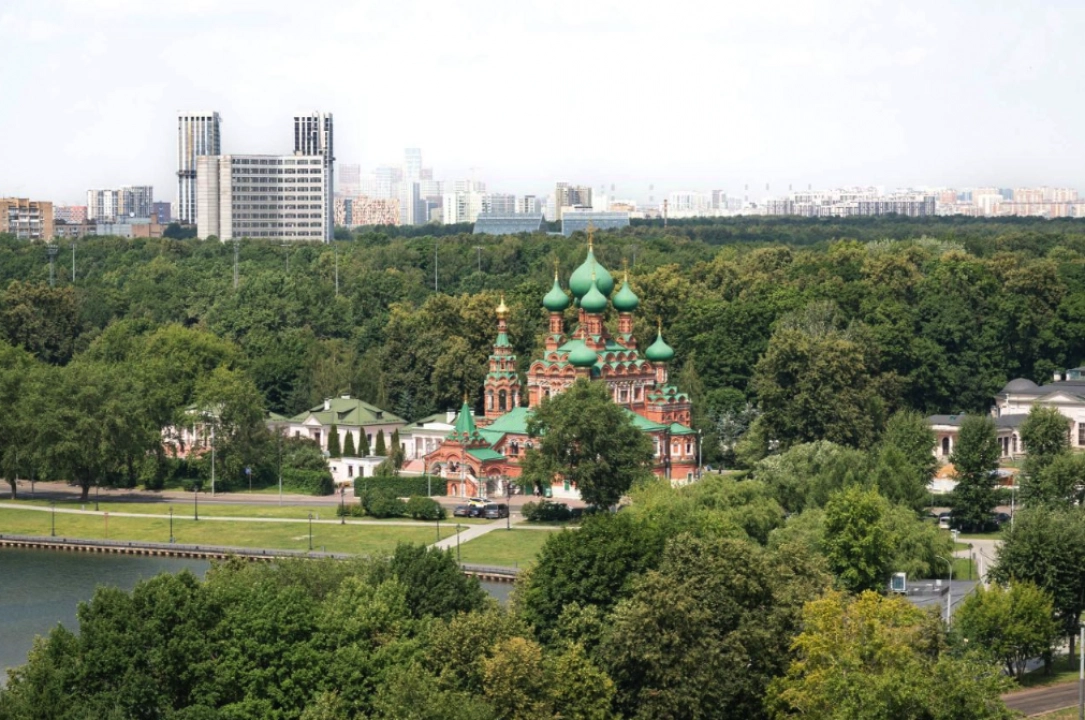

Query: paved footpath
[1002,681,1081,717]
[430,515,527,551]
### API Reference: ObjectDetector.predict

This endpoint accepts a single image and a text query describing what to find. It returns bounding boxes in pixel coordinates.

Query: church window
[941,437,950,456]
[347,465,354,478]
[499,390,507,411]
[1078,423,1085,446]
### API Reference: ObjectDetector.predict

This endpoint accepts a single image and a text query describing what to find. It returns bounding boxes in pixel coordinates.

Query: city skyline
[3,0,1085,205]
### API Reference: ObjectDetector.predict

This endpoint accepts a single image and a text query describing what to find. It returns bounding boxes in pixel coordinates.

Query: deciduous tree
[955,581,1059,679]
[949,414,1000,531]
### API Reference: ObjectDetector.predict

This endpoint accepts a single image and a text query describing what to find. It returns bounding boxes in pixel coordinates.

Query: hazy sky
[2,0,1084,205]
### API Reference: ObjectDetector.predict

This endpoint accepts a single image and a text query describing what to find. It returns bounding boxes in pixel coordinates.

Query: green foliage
[754,441,868,513]
[520,501,573,522]
[518,513,665,643]
[1020,406,1078,507]
[326,423,341,458]
[374,428,387,456]
[0,280,83,364]
[950,415,1000,530]
[1023,451,1085,506]
[599,535,830,720]
[342,429,356,457]
[353,475,445,497]
[752,302,888,451]
[522,379,654,508]
[766,590,1016,720]
[280,468,333,496]
[991,506,1085,657]
[359,488,408,518]
[823,485,897,593]
[404,496,446,521]
[872,410,938,511]
[955,581,1059,679]
[359,429,371,456]
[1020,405,1070,470]
[370,543,487,620]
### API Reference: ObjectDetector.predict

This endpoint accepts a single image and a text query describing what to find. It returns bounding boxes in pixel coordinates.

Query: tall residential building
[294,112,334,240]
[485,193,517,215]
[0,198,54,240]
[120,185,154,219]
[517,195,540,214]
[554,183,592,220]
[404,148,422,182]
[398,181,423,226]
[87,189,120,222]
[197,154,330,241]
[373,166,401,199]
[54,205,88,224]
[152,202,171,224]
[177,111,222,225]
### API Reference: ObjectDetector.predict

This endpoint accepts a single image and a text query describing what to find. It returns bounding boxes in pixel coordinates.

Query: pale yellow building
[0,198,54,240]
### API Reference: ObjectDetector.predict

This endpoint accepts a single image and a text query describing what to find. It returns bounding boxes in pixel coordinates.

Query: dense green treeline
[5,217,1085,471]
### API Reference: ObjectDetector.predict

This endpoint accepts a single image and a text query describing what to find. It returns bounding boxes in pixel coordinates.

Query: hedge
[353,475,446,498]
[282,468,334,496]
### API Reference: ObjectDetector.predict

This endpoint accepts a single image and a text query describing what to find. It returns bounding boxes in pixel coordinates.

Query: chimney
[324,399,331,410]
[1054,371,1063,382]
[447,410,456,423]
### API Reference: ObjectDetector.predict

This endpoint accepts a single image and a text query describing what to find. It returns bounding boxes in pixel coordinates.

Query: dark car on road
[452,505,471,518]
[482,503,509,519]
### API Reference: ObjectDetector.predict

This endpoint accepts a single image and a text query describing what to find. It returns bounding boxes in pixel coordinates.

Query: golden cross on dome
[496,293,508,316]
[587,221,594,251]
[553,258,560,281]
[622,257,630,281]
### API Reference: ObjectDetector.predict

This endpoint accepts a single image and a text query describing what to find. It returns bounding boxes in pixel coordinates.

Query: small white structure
[328,456,386,487]
[270,396,406,457]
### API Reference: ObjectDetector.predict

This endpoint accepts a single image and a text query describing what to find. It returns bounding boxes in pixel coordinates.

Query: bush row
[337,491,446,521]
[352,475,446,498]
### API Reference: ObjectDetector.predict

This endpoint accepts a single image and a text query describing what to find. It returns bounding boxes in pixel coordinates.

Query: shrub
[522,501,572,522]
[360,488,407,518]
[405,496,446,521]
[353,476,446,497]
[281,468,334,496]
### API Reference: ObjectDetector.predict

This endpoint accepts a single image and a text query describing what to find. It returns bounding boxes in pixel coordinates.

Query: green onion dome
[543,274,570,312]
[569,249,615,299]
[612,275,639,312]
[580,277,608,314]
[645,327,675,363]
[567,340,598,368]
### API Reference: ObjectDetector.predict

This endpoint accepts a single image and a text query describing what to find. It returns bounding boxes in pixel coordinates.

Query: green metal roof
[669,422,696,435]
[623,408,667,432]
[290,397,405,426]
[484,406,533,436]
[467,448,506,462]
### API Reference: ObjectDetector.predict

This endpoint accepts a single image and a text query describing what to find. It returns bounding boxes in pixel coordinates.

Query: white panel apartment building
[197,155,329,241]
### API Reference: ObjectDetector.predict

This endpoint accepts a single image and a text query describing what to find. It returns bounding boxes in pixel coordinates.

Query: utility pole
[46,244,59,287]
[434,240,438,292]
[334,245,339,296]
[71,242,76,282]
[233,239,239,289]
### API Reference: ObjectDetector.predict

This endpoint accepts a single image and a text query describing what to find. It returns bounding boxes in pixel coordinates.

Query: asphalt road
[1002,681,1082,717]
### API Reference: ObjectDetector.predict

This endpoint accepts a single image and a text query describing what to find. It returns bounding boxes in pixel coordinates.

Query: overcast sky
[2,0,1084,205]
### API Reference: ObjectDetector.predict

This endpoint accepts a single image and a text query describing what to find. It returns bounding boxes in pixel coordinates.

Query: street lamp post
[95,479,100,512]
[936,555,952,624]
[308,513,313,552]
[506,477,511,531]
[169,506,174,543]
[340,486,345,525]
[456,523,461,563]
[278,428,283,506]
[210,426,216,497]
[697,428,703,481]
[193,483,199,521]
[50,501,55,537]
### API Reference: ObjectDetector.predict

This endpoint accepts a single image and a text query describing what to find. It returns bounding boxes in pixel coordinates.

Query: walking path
[954,537,1001,585]
[1002,681,1081,717]
[430,515,526,551]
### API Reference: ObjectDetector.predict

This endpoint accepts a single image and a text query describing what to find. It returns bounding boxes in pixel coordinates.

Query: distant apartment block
[338,163,361,197]
[762,188,935,218]
[87,186,154,222]
[517,195,541,214]
[152,201,171,224]
[554,182,592,220]
[0,198,54,240]
[667,190,713,217]
[54,205,87,224]
[294,112,334,238]
[177,111,222,225]
[334,196,399,227]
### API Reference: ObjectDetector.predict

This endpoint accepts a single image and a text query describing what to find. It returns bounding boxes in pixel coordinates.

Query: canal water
[0,547,510,685]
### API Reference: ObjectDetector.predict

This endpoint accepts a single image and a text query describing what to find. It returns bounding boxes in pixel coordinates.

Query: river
[0,547,510,685]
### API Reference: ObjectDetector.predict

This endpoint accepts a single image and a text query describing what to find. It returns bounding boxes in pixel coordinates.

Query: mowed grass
[0,507,457,556]
[3,499,490,523]
[1018,654,1083,689]
[456,528,560,568]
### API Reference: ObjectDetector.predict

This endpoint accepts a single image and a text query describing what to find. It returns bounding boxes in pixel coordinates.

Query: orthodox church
[422,240,699,499]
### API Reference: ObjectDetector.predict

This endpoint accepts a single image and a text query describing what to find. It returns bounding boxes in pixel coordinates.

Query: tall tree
[327,423,341,458]
[521,379,654,508]
[955,581,1059,679]
[823,485,897,593]
[359,429,371,456]
[949,414,1000,531]
[879,410,938,486]
[0,281,83,365]
[1019,406,1071,506]
[342,429,356,457]
[0,342,37,498]
[766,591,1016,720]
[991,506,1085,664]
[374,429,387,456]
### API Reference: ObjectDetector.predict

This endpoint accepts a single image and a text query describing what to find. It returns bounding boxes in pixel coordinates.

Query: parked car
[992,512,1011,526]
[467,497,488,507]
[938,515,952,529]
[482,503,509,519]
[452,505,471,518]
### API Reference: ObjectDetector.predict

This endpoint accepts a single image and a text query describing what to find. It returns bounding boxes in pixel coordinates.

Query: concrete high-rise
[404,148,422,182]
[177,112,221,225]
[294,112,334,239]
[0,198,53,240]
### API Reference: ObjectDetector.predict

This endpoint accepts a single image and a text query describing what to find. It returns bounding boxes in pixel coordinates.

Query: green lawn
[0,507,456,556]
[1018,653,1083,689]
[1033,707,1078,719]
[455,528,559,568]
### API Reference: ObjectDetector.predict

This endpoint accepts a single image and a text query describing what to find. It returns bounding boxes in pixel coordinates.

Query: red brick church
[423,239,699,499]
